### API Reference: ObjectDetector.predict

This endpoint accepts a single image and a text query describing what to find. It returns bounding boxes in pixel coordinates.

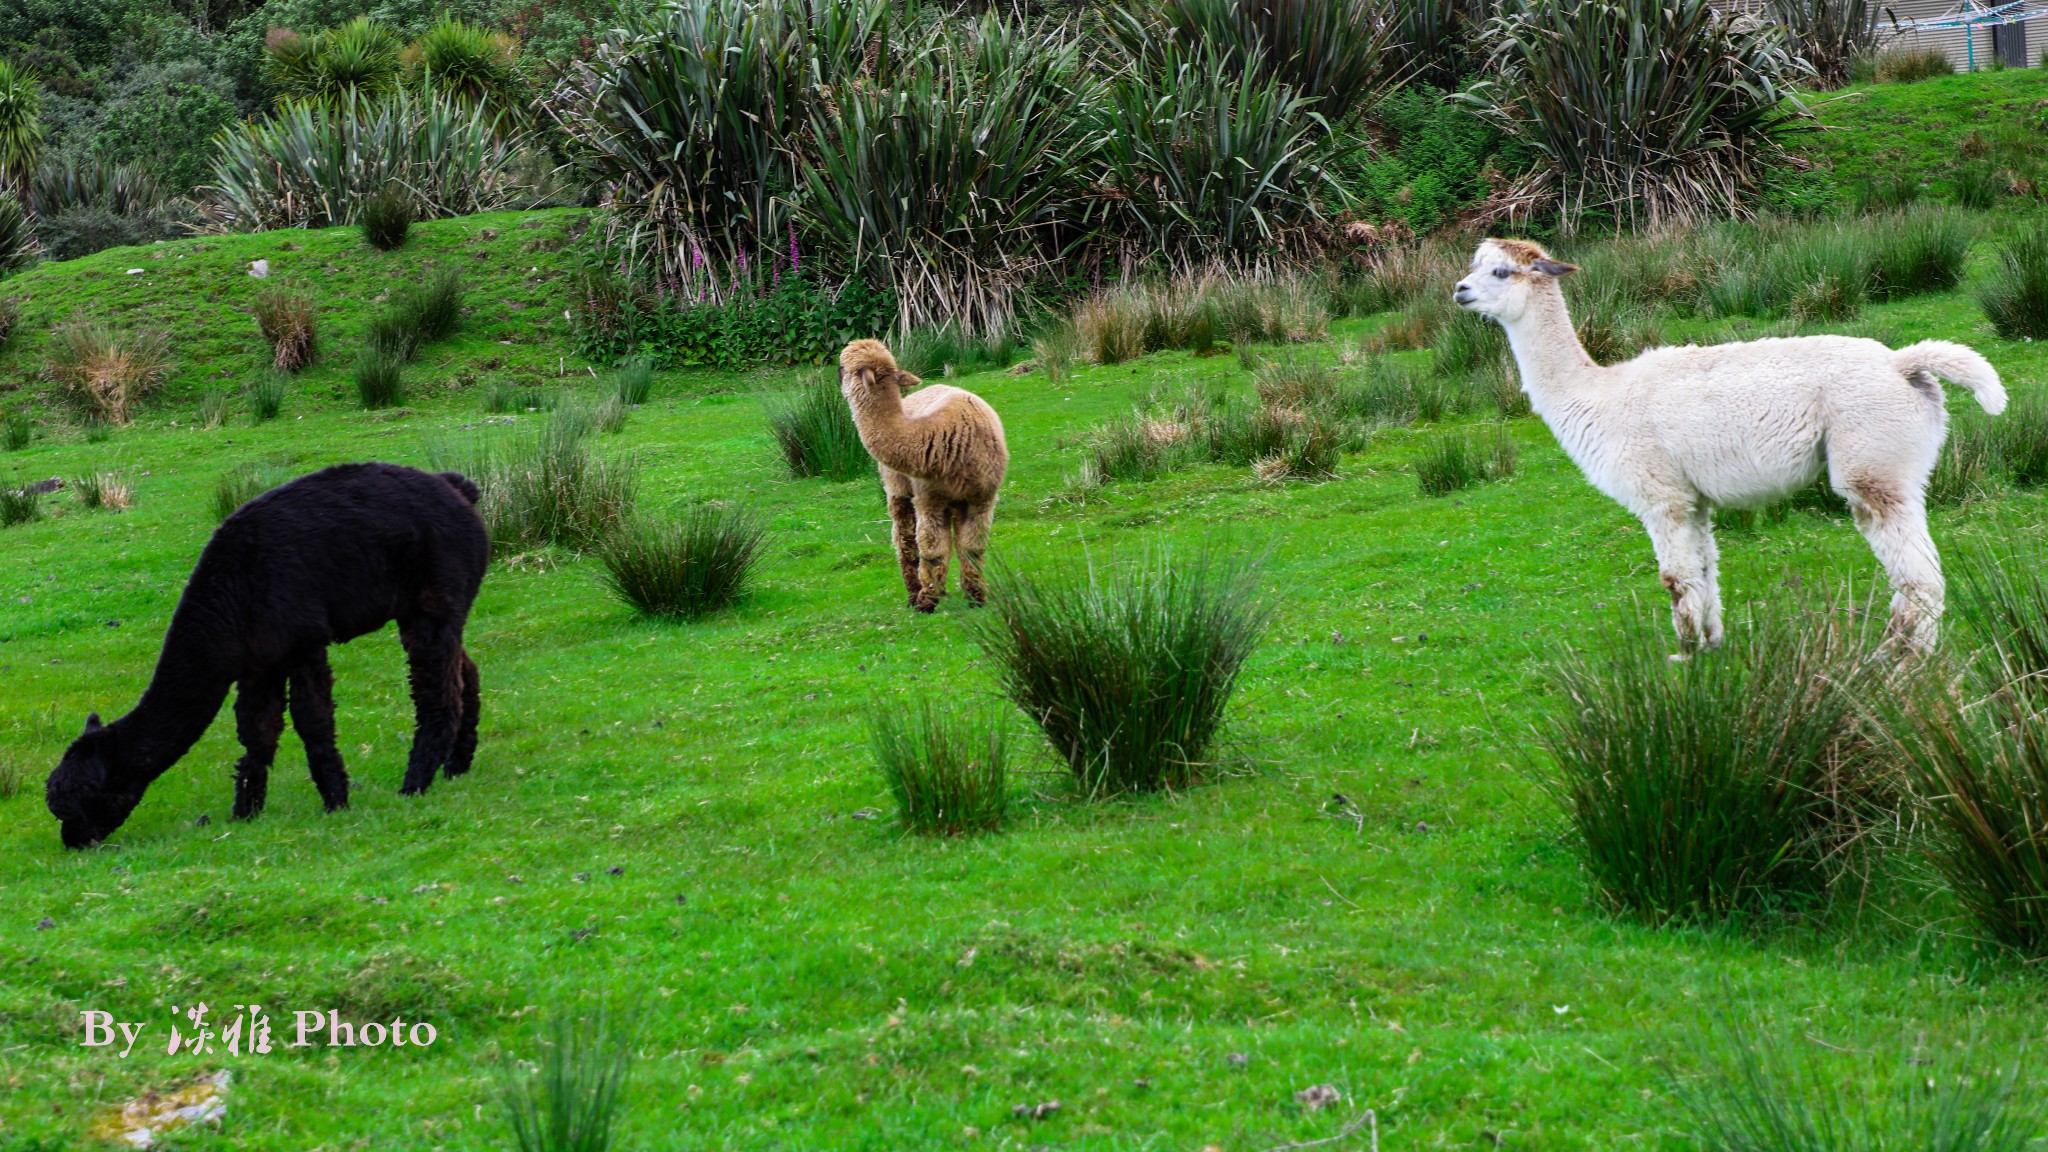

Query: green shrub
[248,374,287,423]
[1537,606,1864,923]
[1765,0,1878,88]
[970,548,1271,796]
[1979,226,2048,341]
[353,347,405,409]
[570,266,895,371]
[1139,0,1397,127]
[1678,1012,2045,1152]
[498,1007,636,1152]
[1417,424,1515,495]
[451,416,638,552]
[596,505,763,619]
[3,410,29,451]
[1873,42,1952,83]
[870,700,1010,836]
[610,356,654,405]
[766,370,872,481]
[213,461,295,522]
[0,485,39,527]
[266,17,403,106]
[405,17,522,109]
[252,285,317,372]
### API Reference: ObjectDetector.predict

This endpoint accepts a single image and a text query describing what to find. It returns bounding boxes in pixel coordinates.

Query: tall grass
[1993,392,2048,487]
[1537,605,1867,923]
[71,468,132,511]
[870,700,1010,835]
[359,188,414,251]
[1873,42,1953,82]
[610,355,654,405]
[499,1007,637,1152]
[970,549,1271,795]
[896,322,1022,378]
[766,371,871,481]
[198,390,230,430]
[251,285,316,372]
[3,410,30,450]
[1866,208,1973,299]
[1979,226,2048,341]
[1071,275,1329,366]
[0,485,39,527]
[595,504,762,619]
[1033,322,1081,383]
[353,347,405,409]
[47,320,172,426]
[445,416,638,551]
[248,374,287,422]
[1416,424,1515,495]
[213,461,296,521]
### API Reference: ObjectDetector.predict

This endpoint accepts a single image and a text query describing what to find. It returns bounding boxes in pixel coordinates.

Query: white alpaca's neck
[1496,285,1616,484]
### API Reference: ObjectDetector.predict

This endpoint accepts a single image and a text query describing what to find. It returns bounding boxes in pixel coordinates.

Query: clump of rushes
[766,370,872,481]
[359,187,415,251]
[870,699,1010,835]
[1033,322,1080,383]
[1416,423,1515,496]
[251,285,316,371]
[354,346,405,409]
[213,461,296,522]
[1866,207,1973,300]
[46,320,172,425]
[1253,414,1343,483]
[1993,391,2048,487]
[248,373,287,422]
[0,485,40,527]
[198,389,230,430]
[610,355,654,405]
[499,1007,636,1152]
[1930,415,1994,505]
[1677,1011,2046,1152]
[1430,310,1508,378]
[1979,225,2048,341]
[971,548,1271,796]
[595,504,763,619]
[72,468,132,511]
[592,393,629,435]
[484,380,554,414]
[3,410,29,450]
[455,415,637,551]
[369,268,463,362]
[1537,605,1865,923]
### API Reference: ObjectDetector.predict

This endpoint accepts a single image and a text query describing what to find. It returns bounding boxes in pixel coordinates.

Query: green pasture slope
[6,157,2048,1152]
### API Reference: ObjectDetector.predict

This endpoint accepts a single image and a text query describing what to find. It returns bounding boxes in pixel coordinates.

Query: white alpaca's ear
[1532,258,1579,277]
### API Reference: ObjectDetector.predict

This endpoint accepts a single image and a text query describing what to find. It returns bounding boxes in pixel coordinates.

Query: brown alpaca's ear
[1532,258,1579,277]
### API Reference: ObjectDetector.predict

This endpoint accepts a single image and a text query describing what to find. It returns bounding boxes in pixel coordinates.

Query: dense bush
[572,266,894,369]
[404,18,523,110]
[596,504,763,619]
[971,549,1271,795]
[1537,606,1865,923]
[24,158,190,261]
[1342,86,1515,234]
[1133,0,1397,126]
[870,700,1010,836]
[0,59,40,192]
[265,17,403,106]
[1873,42,1953,83]
[1463,0,1811,229]
[766,370,872,481]
[1765,0,1876,87]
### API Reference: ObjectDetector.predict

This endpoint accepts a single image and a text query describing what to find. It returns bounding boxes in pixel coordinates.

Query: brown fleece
[839,339,1009,612]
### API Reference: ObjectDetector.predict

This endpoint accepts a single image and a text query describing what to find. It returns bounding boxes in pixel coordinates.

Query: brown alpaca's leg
[889,492,922,607]
[288,651,349,812]
[956,500,995,606]
[398,618,466,795]
[444,648,481,779]
[912,494,952,613]
[231,673,287,820]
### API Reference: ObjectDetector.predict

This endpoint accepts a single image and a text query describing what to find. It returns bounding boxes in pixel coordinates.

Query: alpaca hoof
[912,600,938,615]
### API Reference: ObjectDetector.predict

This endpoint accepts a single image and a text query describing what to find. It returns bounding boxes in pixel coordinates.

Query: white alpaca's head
[1453,239,1578,324]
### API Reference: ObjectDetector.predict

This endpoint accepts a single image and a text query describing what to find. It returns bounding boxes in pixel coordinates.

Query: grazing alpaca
[45,463,489,848]
[1454,238,2006,654]
[839,339,1009,612]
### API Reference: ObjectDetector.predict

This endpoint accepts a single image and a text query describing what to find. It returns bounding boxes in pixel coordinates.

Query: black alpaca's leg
[398,619,465,795]
[231,674,287,821]
[444,648,480,779]
[288,651,350,812]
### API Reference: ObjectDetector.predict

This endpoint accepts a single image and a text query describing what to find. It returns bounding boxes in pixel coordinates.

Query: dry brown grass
[46,321,172,426]
[252,287,317,372]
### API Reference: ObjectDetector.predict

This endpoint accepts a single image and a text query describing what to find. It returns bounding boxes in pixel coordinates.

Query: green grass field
[5,155,2048,1147]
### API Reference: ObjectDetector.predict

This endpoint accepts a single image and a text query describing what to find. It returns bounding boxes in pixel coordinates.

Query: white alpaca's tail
[1893,340,2006,415]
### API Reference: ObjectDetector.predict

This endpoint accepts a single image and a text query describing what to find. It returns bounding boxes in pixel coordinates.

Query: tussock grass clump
[0,757,20,800]
[1866,207,1973,299]
[71,468,132,511]
[452,415,638,551]
[1084,411,1192,484]
[359,188,415,251]
[870,700,1009,836]
[47,320,172,426]
[971,549,1271,795]
[898,323,1021,378]
[1930,416,1995,505]
[1417,424,1515,496]
[1033,322,1081,383]
[766,371,872,482]
[1992,392,2048,487]
[1430,311,1509,378]
[1076,293,1147,366]
[251,286,317,372]
[248,374,287,422]
[1253,415,1342,483]
[498,1007,636,1152]
[198,390,230,430]
[1678,1013,2045,1152]
[1537,606,1866,923]
[3,411,30,450]
[369,268,463,362]
[609,355,654,405]
[484,380,555,414]
[0,485,41,527]
[1979,226,2048,341]
[591,394,629,435]
[1874,41,1953,83]
[596,505,763,619]
[353,347,405,409]
[213,461,296,522]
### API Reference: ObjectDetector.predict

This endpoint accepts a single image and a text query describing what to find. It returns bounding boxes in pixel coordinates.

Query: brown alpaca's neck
[1500,284,1596,395]
[109,624,234,783]
[847,381,930,476]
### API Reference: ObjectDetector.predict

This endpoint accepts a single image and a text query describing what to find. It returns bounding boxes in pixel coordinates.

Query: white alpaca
[1453,238,2006,654]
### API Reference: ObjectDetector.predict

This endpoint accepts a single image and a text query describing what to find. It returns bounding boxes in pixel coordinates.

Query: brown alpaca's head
[47,713,140,849]
[839,339,921,403]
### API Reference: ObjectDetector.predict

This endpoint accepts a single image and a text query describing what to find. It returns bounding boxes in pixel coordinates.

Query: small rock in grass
[126,268,144,276]
[36,917,54,931]
[850,807,882,821]
[1296,1083,1342,1111]
[248,259,269,279]
[1225,1052,1248,1068]
[607,866,624,876]
[1012,1100,1060,1120]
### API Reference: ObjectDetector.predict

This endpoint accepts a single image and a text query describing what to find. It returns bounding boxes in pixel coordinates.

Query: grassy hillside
[4,210,2048,1145]
[1793,66,2048,206]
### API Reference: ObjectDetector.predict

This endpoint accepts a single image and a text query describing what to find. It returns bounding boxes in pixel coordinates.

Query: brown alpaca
[839,339,1008,612]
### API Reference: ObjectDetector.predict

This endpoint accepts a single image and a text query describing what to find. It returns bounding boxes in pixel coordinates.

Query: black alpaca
[46,463,490,848]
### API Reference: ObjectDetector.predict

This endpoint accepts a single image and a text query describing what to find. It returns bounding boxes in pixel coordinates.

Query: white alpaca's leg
[1843,480,1943,652]
[1642,502,1720,652]
[1695,506,1724,649]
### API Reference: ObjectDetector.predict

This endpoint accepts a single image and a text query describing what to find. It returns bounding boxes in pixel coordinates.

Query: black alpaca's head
[47,714,142,849]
